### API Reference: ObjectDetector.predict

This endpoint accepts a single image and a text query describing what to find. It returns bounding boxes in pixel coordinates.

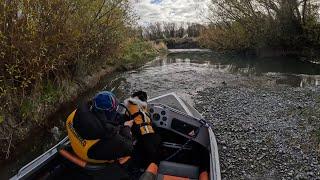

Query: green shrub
[40,81,60,104]
[20,99,34,120]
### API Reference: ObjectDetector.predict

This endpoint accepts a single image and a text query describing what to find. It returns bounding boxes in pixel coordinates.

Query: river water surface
[1,49,320,179]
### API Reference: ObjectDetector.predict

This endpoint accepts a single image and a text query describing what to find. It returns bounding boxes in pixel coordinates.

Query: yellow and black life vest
[66,110,130,164]
[125,98,154,135]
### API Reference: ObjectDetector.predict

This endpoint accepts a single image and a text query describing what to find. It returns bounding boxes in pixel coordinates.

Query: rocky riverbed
[194,85,320,179]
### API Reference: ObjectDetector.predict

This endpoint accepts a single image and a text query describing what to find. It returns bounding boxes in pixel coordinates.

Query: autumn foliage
[200,0,320,53]
[0,0,136,116]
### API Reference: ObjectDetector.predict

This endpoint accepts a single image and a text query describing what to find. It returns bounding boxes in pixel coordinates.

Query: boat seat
[58,145,130,179]
[157,161,199,180]
[58,144,129,170]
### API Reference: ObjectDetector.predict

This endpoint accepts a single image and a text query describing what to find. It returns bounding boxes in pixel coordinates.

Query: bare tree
[142,22,204,40]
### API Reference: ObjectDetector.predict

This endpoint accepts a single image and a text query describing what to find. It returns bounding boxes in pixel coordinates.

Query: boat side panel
[208,127,221,180]
[10,137,68,180]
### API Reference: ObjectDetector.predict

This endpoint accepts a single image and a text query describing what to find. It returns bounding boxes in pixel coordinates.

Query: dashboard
[148,103,209,148]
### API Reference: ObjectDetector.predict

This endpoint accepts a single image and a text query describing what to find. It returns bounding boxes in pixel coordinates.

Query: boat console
[149,103,210,148]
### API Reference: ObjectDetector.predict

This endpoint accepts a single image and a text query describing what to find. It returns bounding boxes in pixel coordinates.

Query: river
[1,49,320,179]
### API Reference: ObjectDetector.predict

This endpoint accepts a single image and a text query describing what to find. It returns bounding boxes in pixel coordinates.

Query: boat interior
[12,93,214,180]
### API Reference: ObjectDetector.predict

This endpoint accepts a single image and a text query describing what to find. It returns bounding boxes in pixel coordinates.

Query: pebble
[307,172,314,177]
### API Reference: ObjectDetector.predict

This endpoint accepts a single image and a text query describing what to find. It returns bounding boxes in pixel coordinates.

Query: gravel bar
[194,85,320,180]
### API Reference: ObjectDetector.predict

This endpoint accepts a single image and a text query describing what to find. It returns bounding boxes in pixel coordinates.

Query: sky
[131,0,211,25]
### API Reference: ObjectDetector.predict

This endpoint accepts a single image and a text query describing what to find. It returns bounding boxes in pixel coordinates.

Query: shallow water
[114,50,320,103]
[1,49,319,179]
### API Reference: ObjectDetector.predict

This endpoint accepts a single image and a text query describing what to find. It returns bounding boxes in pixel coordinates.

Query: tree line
[140,22,205,40]
[200,0,320,53]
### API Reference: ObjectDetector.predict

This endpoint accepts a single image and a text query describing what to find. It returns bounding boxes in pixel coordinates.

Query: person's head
[91,91,119,121]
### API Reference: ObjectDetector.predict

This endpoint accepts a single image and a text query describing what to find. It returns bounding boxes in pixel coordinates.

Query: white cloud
[131,0,210,25]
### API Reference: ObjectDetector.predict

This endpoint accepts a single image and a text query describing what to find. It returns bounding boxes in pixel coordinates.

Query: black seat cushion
[157,161,199,179]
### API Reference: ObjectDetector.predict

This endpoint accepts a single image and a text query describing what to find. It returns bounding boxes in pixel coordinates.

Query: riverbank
[163,37,201,49]
[0,41,167,162]
[195,83,320,179]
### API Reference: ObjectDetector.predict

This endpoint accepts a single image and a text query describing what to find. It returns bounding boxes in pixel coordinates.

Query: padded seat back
[157,161,199,180]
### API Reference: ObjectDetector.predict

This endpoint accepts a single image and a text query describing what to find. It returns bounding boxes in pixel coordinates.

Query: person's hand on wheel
[124,120,134,128]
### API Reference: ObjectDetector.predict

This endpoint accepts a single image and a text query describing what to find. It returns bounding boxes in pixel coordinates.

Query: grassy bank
[118,39,167,68]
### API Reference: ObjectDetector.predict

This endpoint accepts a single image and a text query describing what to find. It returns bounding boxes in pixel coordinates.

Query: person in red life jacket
[66,91,134,166]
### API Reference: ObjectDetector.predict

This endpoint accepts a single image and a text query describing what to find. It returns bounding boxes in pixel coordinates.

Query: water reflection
[273,74,320,87]
[151,51,320,87]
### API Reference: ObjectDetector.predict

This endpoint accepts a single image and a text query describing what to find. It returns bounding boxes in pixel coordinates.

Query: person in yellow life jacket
[66,91,134,166]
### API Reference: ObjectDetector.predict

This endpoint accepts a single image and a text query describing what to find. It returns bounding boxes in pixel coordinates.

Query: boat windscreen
[149,94,188,114]
[181,99,203,119]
